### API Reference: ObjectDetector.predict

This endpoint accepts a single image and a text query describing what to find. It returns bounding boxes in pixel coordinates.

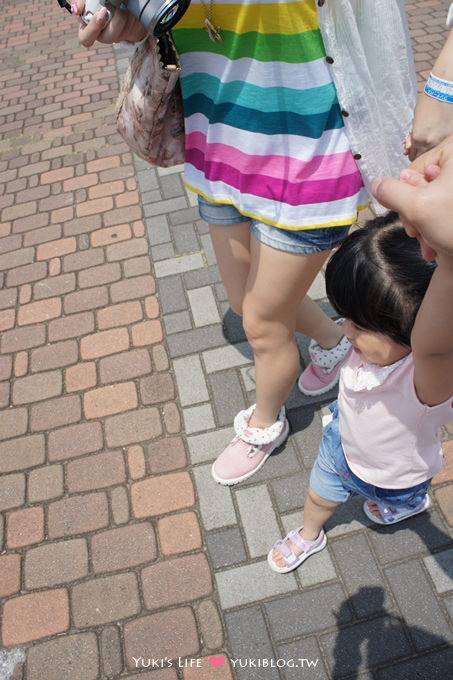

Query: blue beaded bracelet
[424,72,453,103]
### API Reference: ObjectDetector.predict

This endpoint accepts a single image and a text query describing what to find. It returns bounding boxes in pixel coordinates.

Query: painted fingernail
[71,2,79,14]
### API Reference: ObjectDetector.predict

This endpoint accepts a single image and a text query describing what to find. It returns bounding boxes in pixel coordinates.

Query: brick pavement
[0,1,452,679]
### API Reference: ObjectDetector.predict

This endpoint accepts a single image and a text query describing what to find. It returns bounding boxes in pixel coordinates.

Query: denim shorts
[310,402,431,508]
[198,196,351,254]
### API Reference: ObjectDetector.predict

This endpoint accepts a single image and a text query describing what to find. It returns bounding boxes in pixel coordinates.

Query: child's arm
[411,252,453,406]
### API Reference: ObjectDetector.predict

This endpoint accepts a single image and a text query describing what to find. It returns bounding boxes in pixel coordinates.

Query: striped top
[172,0,366,230]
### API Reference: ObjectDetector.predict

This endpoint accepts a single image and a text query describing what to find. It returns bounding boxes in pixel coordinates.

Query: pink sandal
[267,527,327,573]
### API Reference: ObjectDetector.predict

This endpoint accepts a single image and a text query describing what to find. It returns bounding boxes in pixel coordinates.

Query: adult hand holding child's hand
[372,135,453,260]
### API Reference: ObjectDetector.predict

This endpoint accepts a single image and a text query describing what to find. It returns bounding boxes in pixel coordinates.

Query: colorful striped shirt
[172,0,366,230]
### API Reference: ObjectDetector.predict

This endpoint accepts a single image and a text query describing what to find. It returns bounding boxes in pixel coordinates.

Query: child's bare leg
[271,487,340,568]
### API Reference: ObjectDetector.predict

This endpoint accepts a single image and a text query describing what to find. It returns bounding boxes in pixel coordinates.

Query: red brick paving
[1,1,452,678]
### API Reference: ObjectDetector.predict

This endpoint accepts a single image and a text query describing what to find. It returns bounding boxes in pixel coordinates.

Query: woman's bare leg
[242,235,330,427]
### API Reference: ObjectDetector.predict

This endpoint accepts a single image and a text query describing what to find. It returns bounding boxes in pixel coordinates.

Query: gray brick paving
[423,548,453,593]
[225,606,281,680]
[216,561,298,609]
[235,485,282,558]
[384,560,453,649]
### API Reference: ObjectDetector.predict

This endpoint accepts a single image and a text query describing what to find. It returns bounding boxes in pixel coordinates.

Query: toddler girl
[268,212,453,573]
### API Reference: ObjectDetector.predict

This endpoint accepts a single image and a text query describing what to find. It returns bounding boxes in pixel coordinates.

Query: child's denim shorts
[310,401,431,508]
[198,196,351,255]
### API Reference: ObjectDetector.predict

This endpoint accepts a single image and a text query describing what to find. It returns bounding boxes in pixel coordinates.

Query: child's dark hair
[325,211,437,347]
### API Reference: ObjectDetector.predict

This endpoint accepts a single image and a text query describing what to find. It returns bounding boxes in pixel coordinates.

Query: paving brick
[1,589,69,646]
[81,327,129,360]
[168,326,227,359]
[48,421,103,461]
[91,523,157,573]
[6,262,47,287]
[83,382,138,419]
[27,464,64,502]
[271,471,311,513]
[183,404,215,434]
[36,237,76,260]
[158,511,202,555]
[64,286,109,314]
[320,615,413,678]
[14,352,28,378]
[25,539,88,588]
[72,573,140,627]
[330,534,392,617]
[140,373,175,405]
[225,606,280,680]
[187,287,221,327]
[48,311,94,341]
[105,407,162,447]
[0,434,45,473]
[216,560,297,610]
[210,370,247,427]
[187,428,235,465]
[196,600,224,652]
[110,274,155,303]
[0,354,12,381]
[65,361,97,392]
[164,310,192,334]
[33,273,76,300]
[128,445,146,479]
[0,554,21,598]
[377,648,453,680]
[131,471,195,518]
[0,287,18,311]
[367,509,451,563]
[384,560,453,649]
[0,473,25,511]
[423,548,453,593]
[48,492,109,538]
[173,355,209,406]
[17,297,61,325]
[158,275,187,314]
[237,486,284,561]
[106,236,149,262]
[30,394,81,431]
[124,608,199,668]
[163,401,182,434]
[99,347,151,383]
[146,437,187,473]
[100,625,123,679]
[203,343,253,373]
[266,583,353,641]
[30,340,78,373]
[7,506,44,548]
[12,370,62,404]
[1,323,46,353]
[192,464,237,530]
[142,553,213,609]
[67,450,126,492]
[124,254,152,277]
[0,407,27,441]
[153,344,170,371]
[63,247,104,272]
[277,638,328,680]
[26,632,99,680]
[434,485,453,526]
[132,319,163,346]
[97,300,143,329]
[206,527,247,570]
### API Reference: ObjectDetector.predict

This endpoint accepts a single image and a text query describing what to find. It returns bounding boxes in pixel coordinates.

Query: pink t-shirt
[338,352,453,488]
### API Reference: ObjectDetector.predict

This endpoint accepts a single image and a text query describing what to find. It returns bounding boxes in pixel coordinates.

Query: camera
[57,0,191,37]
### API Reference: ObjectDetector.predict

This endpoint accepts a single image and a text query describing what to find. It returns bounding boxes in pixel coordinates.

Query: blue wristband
[424,72,453,103]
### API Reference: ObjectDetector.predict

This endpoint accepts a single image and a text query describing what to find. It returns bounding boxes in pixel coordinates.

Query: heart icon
[209,655,226,669]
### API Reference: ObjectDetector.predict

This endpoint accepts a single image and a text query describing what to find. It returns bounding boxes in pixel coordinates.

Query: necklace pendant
[204,18,222,42]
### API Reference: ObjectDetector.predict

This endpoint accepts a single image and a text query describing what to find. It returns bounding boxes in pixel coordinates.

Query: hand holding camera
[58,0,190,47]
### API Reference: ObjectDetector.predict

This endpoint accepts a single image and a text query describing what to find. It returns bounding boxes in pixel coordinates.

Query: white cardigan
[316,0,417,213]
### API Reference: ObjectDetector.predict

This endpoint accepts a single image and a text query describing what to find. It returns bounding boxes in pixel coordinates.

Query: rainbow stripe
[172,0,364,229]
